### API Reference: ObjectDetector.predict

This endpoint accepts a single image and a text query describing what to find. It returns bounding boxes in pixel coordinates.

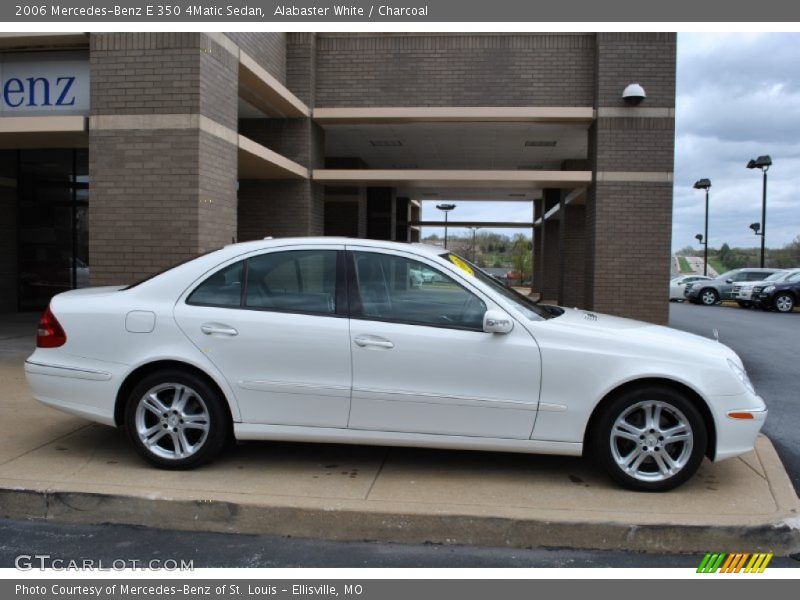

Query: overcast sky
[422,33,800,251]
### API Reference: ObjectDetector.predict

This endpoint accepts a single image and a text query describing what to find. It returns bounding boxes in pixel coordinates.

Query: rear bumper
[25,356,119,426]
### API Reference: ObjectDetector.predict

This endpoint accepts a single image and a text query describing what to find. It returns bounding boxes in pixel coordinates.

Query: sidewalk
[1,325,798,555]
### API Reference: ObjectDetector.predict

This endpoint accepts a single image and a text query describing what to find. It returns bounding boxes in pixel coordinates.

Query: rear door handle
[354,336,394,349]
[201,323,238,336]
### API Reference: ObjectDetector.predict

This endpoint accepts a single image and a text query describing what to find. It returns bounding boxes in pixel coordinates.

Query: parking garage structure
[0,32,675,323]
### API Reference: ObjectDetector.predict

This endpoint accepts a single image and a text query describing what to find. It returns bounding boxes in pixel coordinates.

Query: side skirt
[234,423,583,456]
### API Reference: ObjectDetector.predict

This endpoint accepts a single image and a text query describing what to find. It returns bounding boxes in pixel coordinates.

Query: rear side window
[186,262,243,307]
[245,250,337,315]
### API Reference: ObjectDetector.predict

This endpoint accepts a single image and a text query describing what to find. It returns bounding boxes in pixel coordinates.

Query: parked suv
[684,268,781,305]
[752,269,800,312]
[734,269,792,308]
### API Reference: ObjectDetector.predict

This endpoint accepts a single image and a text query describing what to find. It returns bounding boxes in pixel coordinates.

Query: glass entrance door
[17,149,88,312]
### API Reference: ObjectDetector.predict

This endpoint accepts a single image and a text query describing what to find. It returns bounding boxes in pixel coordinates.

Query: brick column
[88,33,238,285]
[559,203,587,308]
[586,33,676,324]
[237,118,325,241]
[538,188,561,301]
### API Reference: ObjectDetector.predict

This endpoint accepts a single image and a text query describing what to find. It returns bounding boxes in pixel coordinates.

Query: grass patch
[678,256,693,273]
[708,257,728,275]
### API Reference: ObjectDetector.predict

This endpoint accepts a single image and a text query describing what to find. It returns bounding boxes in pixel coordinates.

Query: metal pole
[444,212,448,250]
[471,227,477,262]
[760,169,767,268]
[703,189,709,276]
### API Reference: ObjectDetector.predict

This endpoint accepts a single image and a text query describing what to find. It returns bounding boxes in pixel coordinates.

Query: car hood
[539,307,740,365]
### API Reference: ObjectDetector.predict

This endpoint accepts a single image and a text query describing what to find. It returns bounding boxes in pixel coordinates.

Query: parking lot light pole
[693,179,711,276]
[436,203,456,249]
[747,155,772,268]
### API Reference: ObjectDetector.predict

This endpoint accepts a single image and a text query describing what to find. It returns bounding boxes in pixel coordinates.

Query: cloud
[673,32,800,251]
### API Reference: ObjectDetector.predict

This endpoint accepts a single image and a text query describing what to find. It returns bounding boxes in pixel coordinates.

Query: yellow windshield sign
[448,255,474,276]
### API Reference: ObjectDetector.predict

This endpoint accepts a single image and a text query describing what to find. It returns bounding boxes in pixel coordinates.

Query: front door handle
[201,323,238,336]
[354,336,394,349]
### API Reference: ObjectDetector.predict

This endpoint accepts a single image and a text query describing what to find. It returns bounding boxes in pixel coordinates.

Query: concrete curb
[1,485,798,556]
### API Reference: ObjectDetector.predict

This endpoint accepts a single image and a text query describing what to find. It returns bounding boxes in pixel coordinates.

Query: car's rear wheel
[124,369,229,469]
[774,293,795,313]
[700,288,719,306]
[592,386,707,492]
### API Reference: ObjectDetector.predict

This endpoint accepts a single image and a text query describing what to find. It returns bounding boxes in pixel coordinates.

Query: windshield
[764,271,788,282]
[439,253,558,321]
[716,269,741,281]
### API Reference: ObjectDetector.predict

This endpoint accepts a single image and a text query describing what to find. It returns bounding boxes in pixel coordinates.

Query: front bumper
[711,391,768,461]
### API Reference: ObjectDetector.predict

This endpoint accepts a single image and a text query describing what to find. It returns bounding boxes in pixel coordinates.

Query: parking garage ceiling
[323,121,589,171]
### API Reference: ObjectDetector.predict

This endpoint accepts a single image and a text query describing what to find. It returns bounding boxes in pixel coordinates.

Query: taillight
[37,305,67,348]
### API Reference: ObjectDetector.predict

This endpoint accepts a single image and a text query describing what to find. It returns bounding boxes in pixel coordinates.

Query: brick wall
[0,151,17,312]
[88,32,238,286]
[238,180,325,241]
[198,131,238,253]
[239,118,325,168]
[596,33,676,109]
[589,182,673,323]
[559,204,586,308]
[286,33,317,106]
[595,118,676,172]
[315,33,595,107]
[586,33,676,324]
[89,128,201,284]
[225,32,286,84]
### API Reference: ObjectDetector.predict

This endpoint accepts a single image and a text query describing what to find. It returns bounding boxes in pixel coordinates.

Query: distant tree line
[676,235,800,271]
[423,231,533,280]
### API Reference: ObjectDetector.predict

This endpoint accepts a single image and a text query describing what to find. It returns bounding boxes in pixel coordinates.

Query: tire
[591,385,707,492]
[774,293,795,313]
[124,369,229,469]
[736,301,752,309]
[699,288,719,306]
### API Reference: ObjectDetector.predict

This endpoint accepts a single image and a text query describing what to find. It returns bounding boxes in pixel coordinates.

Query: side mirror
[483,310,514,334]
[725,278,733,284]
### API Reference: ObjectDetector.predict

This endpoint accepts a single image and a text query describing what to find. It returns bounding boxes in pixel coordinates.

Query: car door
[345,248,541,439]
[174,245,352,427]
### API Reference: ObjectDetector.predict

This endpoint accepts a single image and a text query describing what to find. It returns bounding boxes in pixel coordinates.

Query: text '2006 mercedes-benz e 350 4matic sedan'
[25,238,767,492]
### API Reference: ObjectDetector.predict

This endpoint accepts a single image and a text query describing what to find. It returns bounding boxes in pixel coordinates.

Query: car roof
[220,237,448,258]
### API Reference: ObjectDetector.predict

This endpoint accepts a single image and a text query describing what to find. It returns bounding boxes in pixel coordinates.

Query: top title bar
[3,0,800,22]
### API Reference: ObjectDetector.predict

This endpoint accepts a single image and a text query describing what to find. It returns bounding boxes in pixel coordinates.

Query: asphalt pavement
[669,302,800,493]
[0,518,797,568]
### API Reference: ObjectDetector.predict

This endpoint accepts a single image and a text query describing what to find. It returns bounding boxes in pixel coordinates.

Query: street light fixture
[746,155,772,268]
[693,178,711,276]
[436,203,456,249]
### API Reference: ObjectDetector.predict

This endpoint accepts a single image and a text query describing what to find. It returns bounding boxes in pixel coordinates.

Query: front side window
[351,252,486,330]
[245,250,337,315]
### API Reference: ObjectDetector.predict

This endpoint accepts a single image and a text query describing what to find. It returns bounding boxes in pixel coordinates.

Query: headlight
[727,359,756,394]
[763,285,776,293]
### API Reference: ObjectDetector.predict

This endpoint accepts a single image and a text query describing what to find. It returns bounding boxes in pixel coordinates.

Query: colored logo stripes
[697,552,773,573]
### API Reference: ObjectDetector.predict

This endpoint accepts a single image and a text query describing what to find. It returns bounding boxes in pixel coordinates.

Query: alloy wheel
[701,290,717,305]
[609,400,694,482]
[134,383,211,460]
[775,294,794,313]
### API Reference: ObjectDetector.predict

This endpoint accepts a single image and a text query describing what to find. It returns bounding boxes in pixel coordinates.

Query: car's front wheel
[774,293,795,313]
[124,369,229,469]
[699,288,719,306]
[592,386,707,492]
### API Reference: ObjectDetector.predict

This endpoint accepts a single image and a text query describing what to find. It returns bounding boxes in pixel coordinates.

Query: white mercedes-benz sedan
[25,238,767,491]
